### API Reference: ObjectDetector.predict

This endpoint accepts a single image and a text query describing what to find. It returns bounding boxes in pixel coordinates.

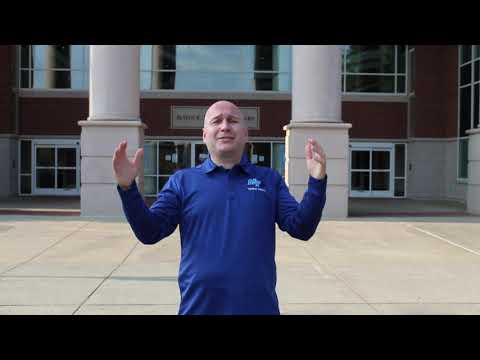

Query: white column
[292,45,342,123]
[285,45,351,219]
[88,46,140,121]
[79,45,146,217]
[466,127,480,215]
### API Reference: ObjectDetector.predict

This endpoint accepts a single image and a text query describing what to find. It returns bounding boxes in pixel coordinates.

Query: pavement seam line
[300,246,380,314]
[0,221,91,277]
[71,241,139,315]
[405,223,480,257]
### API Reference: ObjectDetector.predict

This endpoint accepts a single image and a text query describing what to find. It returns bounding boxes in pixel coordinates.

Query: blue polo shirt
[117,154,327,315]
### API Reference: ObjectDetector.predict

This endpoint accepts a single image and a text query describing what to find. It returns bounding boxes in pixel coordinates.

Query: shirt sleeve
[275,174,327,241]
[117,175,182,245]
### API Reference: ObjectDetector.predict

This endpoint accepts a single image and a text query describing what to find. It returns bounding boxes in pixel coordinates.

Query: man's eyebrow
[210,113,241,121]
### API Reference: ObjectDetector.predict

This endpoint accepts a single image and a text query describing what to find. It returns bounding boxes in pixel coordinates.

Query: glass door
[193,142,209,166]
[350,143,394,198]
[33,142,80,195]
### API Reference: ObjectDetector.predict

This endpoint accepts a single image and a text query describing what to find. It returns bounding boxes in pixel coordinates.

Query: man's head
[203,100,248,162]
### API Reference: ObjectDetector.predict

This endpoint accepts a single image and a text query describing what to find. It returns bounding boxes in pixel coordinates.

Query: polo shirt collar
[201,153,253,176]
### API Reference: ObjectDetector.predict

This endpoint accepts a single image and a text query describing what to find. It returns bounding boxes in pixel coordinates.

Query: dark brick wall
[0,46,14,133]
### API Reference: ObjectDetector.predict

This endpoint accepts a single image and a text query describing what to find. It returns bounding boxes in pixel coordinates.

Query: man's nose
[219,119,231,131]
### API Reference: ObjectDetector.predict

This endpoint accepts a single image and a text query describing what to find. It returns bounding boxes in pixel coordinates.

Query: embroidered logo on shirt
[247,178,266,192]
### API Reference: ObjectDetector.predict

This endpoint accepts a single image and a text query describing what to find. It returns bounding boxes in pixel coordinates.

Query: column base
[78,120,146,218]
[284,122,352,219]
[467,128,480,215]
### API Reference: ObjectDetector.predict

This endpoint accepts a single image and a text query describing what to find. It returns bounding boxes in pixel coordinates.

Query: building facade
[0,45,477,215]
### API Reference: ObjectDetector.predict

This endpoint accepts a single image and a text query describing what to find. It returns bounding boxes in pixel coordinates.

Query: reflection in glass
[144,142,157,175]
[144,176,157,196]
[57,169,76,189]
[394,178,405,197]
[21,140,32,174]
[372,172,389,191]
[36,148,55,167]
[195,144,208,166]
[351,151,369,170]
[21,175,32,194]
[351,172,369,191]
[249,143,271,167]
[372,151,390,170]
[272,143,285,177]
[36,169,55,188]
[346,75,395,93]
[459,139,469,179]
[395,144,405,178]
[57,148,76,167]
[346,45,395,74]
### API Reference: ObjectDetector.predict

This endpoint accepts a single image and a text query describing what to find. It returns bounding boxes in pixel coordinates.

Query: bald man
[114,100,328,315]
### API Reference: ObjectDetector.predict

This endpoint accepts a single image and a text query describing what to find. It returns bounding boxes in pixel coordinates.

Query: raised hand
[305,138,327,180]
[112,140,144,189]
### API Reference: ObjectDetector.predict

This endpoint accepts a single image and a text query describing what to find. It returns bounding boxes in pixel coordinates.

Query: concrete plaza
[0,210,479,315]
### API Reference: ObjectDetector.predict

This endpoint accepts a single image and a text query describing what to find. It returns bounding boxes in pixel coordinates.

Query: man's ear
[202,128,206,143]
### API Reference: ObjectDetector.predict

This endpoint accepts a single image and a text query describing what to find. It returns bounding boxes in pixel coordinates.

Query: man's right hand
[113,141,144,190]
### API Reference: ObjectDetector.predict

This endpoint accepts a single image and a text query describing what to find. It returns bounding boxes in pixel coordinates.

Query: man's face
[203,101,248,159]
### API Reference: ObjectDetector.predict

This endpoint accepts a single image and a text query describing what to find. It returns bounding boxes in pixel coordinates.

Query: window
[140,45,291,92]
[20,45,89,89]
[458,45,480,180]
[342,45,407,94]
[19,140,32,194]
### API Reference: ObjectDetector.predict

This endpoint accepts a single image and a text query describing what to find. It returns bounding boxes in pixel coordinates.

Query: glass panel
[36,169,55,188]
[397,45,406,73]
[394,178,405,197]
[346,75,395,93]
[158,176,169,192]
[460,64,471,86]
[461,45,472,64]
[54,45,70,69]
[57,148,76,167]
[21,140,31,173]
[36,147,54,167]
[460,86,472,136]
[20,45,30,68]
[140,71,151,90]
[54,70,71,88]
[351,171,370,191]
[20,69,31,88]
[144,176,157,196]
[409,50,415,93]
[475,60,479,82]
[255,72,278,91]
[195,144,209,166]
[151,71,175,90]
[152,45,176,70]
[395,144,405,178]
[255,45,276,71]
[20,175,31,194]
[250,142,271,167]
[144,142,157,175]
[372,172,389,191]
[176,142,192,169]
[346,45,395,74]
[272,143,285,177]
[157,142,177,175]
[475,83,479,129]
[475,45,480,59]
[57,169,76,189]
[372,151,390,170]
[459,138,469,179]
[397,75,406,93]
[351,150,370,170]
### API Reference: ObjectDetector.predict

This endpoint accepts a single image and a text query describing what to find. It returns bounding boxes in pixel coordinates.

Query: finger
[305,142,313,160]
[132,148,144,168]
[313,152,324,163]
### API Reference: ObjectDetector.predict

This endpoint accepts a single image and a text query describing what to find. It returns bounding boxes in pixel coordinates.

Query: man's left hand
[305,139,327,180]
